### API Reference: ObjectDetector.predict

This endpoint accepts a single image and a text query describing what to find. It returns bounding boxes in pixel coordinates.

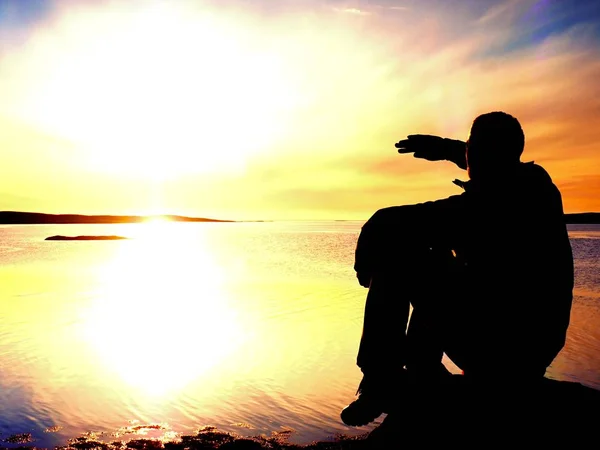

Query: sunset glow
[1,0,599,218]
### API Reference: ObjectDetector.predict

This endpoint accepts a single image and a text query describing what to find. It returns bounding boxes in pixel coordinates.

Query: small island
[45,235,129,241]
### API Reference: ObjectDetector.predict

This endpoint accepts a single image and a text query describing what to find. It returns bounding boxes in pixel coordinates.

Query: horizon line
[0,210,599,224]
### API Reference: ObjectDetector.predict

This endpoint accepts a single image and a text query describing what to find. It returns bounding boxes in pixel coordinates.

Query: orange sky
[0,0,599,220]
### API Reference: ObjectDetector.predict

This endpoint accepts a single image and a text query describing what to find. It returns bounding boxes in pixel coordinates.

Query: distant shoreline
[564,212,600,224]
[0,211,235,224]
[0,211,599,224]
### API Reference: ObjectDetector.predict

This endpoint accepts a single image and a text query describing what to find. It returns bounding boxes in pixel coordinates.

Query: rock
[366,377,600,448]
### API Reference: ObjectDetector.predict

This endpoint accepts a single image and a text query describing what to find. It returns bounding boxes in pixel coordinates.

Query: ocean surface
[0,221,599,447]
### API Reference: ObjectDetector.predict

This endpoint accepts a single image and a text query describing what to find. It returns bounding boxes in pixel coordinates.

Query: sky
[0,0,599,220]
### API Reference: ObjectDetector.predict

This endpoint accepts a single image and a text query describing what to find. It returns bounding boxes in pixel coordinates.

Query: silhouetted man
[341,112,574,427]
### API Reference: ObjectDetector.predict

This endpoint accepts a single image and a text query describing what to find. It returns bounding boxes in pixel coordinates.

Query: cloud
[556,175,600,213]
[334,7,371,15]
[477,0,533,25]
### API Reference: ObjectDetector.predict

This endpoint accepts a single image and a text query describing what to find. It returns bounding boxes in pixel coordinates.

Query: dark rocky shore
[1,426,368,450]
[2,378,598,450]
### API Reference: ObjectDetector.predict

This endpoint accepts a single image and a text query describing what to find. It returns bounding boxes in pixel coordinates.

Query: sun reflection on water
[82,222,244,397]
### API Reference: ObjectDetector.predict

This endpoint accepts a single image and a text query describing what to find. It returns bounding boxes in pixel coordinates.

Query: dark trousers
[356,246,460,377]
[355,245,550,379]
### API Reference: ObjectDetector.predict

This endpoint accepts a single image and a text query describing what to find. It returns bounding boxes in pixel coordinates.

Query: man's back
[454,162,574,374]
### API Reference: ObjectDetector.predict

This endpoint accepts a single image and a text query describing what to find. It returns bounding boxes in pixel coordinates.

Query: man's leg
[356,270,410,375]
[342,247,459,427]
[355,245,450,374]
[405,246,458,377]
[342,270,410,427]
[405,307,449,377]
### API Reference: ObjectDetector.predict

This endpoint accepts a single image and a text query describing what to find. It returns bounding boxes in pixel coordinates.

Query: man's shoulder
[518,162,554,185]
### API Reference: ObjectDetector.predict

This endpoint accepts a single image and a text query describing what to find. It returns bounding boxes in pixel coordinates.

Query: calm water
[0,221,599,447]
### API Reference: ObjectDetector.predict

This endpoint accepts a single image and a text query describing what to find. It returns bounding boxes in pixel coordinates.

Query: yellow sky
[1,0,599,220]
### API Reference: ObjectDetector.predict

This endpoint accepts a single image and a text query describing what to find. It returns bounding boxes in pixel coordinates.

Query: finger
[408,134,441,138]
[452,179,467,189]
[413,149,445,161]
[414,150,437,160]
[406,134,433,140]
[394,141,414,153]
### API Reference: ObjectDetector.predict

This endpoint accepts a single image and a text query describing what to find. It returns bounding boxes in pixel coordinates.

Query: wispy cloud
[477,0,533,25]
[333,7,371,15]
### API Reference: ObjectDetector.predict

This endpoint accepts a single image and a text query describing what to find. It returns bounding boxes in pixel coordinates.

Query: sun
[23,3,302,181]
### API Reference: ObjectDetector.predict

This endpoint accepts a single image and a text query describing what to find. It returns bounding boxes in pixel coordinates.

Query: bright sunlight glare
[21,3,302,181]
[82,222,244,396]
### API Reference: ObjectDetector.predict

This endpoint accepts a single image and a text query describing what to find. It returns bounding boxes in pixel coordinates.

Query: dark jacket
[355,162,574,374]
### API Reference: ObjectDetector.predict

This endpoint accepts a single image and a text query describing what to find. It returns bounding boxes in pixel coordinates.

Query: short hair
[469,112,525,163]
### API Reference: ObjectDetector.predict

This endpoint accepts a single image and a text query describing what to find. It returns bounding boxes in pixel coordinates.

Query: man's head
[466,111,524,180]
